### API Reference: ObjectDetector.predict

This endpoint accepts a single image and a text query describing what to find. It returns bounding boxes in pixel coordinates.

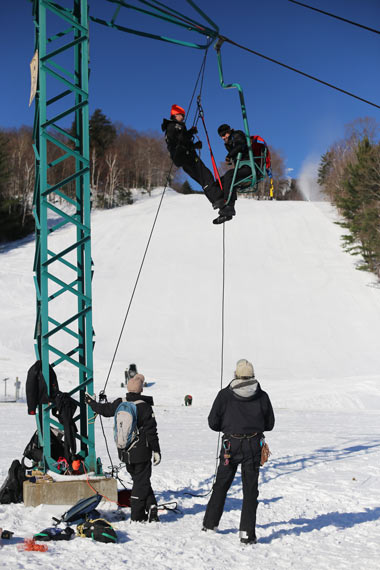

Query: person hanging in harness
[210,124,254,225]
[202,359,275,545]
[161,105,216,203]
[85,374,161,523]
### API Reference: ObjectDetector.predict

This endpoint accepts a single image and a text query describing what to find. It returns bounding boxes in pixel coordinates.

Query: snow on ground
[1,191,380,568]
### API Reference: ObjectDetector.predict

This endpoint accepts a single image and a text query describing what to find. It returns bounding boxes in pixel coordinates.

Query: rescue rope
[101,45,212,397]
[183,224,225,499]
[96,47,218,476]
[196,98,223,190]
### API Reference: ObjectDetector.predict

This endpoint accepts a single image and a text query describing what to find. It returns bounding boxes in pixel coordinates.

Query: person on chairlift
[210,124,253,225]
[161,104,217,204]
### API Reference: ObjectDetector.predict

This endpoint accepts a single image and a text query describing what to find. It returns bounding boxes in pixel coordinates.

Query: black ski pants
[221,165,252,204]
[203,436,261,540]
[181,157,215,203]
[206,164,252,212]
[126,460,157,522]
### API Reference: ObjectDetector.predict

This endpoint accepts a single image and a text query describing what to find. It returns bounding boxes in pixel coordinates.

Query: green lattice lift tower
[32,0,98,474]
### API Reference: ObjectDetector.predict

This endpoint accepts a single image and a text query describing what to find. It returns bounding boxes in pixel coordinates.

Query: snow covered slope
[0,192,380,569]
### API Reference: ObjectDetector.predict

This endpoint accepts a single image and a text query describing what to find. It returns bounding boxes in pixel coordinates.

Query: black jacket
[225,129,249,164]
[26,360,60,415]
[208,380,275,436]
[89,393,160,463]
[161,117,197,167]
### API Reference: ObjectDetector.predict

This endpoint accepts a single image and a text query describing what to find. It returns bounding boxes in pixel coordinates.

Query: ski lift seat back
[234,146,268,193]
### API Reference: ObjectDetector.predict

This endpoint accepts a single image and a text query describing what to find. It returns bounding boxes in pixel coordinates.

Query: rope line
[101,170,172,395]
[183,223,226,499]
[188,41,211,127]
[97,47,216,477]
[102,45,212,395]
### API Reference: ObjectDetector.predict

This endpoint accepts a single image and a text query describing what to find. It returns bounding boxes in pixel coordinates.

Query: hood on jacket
[126,393,154,406]
[161,117,181,132]
[229,378,259,400]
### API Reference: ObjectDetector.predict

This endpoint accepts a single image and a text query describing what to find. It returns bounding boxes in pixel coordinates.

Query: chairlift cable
[220,35,380,111]
[288,0,380,35]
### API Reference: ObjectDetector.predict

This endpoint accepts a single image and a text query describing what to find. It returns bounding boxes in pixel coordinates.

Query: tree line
[318,117,380,278]
[0,108,298,242]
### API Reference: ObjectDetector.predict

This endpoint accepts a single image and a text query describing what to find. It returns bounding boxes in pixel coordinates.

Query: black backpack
[23,428,65,466]
[0,459,27,504]
[77,518,118,543]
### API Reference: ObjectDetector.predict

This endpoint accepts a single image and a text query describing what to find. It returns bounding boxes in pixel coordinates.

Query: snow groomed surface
[1,192,380,568]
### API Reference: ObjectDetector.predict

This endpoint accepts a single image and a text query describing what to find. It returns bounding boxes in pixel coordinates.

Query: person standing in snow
[202,359,275,544]
[85,374,161,523]
[161,104,223,208]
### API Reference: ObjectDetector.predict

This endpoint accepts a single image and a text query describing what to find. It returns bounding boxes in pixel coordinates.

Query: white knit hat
[127,373,145,393]
[235,359,254,379]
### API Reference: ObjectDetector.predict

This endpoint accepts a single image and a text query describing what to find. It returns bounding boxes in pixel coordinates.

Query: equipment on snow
[0,459,27,504]
[18,538,48,552]
[34,527,74,541]
[53,493,102,526]
[77,518,118,543]
[117,488,131,507]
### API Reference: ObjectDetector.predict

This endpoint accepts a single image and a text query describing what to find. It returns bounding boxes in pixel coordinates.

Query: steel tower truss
[32,0,99,474]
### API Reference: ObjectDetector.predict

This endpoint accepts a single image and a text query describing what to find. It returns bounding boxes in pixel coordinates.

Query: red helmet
[171,104,186,117]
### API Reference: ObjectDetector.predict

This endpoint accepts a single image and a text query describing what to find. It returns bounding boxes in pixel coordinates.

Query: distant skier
[161,105,220,206]
[85,373,161,523]
[202,359,275,544]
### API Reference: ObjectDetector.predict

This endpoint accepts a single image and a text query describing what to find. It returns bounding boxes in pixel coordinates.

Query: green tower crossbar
[32,0,100,474]
[90,0,219,49]
[214,38,258,199]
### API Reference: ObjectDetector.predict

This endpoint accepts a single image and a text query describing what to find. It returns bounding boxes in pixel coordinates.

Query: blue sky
[1,0,379,178]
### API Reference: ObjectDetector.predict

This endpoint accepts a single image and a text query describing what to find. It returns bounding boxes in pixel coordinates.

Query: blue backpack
[114,399,144,451]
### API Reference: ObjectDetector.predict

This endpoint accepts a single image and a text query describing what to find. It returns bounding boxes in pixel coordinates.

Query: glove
[153,452,161,466]
[189,126,198,135]
[225,155,232,164]
[193,140,202,150]
[84,393,95,406]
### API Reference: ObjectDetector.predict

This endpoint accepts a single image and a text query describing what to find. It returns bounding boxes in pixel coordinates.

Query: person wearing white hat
[202,359,275,544]
[85,373,161,523]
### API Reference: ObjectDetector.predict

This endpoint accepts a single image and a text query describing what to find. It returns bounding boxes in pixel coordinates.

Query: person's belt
[227,433,258,439]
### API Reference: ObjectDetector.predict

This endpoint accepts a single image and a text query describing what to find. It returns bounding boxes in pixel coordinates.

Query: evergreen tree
[317,150,334,186]
[338,138,380,276]
[89,109,117,158]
